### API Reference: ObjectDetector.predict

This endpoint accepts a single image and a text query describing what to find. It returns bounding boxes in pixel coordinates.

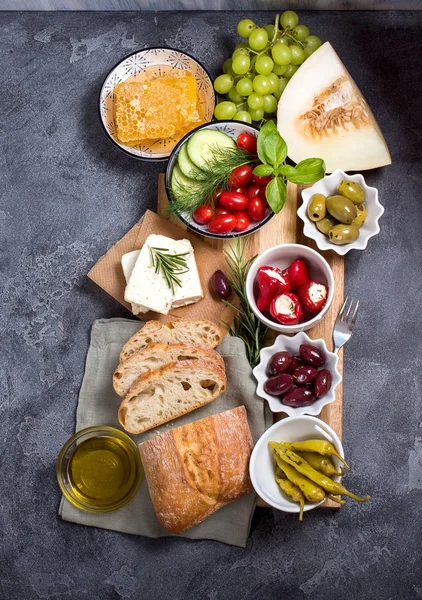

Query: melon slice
[277,42,391,173]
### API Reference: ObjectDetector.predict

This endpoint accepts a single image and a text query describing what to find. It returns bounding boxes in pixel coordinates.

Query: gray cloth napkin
[59,318,272,547]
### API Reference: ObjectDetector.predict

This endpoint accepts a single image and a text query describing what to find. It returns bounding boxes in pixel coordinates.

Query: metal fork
[332,296,360,355]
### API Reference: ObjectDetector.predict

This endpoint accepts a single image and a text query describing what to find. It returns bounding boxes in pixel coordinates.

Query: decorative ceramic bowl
[298,169,383,255]
[245,243,334,334]
[249,415,344,514]
[165,121,274,239]
[252,331,342,416]
[99,47,215,161]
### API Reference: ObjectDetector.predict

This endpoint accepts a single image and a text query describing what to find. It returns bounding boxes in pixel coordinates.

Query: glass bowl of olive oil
[57,426,143,512]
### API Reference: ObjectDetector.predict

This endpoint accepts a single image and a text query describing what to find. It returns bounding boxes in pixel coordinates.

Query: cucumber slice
[177,142,205,179]
[171,164,201,201]
[187,129,236,169]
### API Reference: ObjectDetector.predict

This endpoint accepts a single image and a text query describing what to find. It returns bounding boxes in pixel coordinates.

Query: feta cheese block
[123,234,203,316]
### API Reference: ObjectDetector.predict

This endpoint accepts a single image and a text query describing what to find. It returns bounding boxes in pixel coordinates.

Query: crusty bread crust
[138,406,253,533]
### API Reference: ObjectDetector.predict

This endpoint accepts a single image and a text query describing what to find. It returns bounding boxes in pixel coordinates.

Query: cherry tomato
[288,259,310,291]
[192,204,213,225]
[237,132,257,155]
[235,210,251,232]
[233,185,247,195]
[219,191,248,211]
[208,214,237,234]
[245,184,266,200]
[215,206,230,215]
[253,172,273,186]
[228,164,253,187]
[247,196,267,221]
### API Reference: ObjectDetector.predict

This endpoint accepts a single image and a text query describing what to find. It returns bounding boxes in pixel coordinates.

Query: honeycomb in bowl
[114,70,205,144]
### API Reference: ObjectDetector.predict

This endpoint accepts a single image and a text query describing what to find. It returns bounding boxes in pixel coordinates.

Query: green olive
[352,204,367,227]
[326,195,358,224]
[316,215,338,236]
[337,180,365,204]
[329,224,360,245]
[307,193,327,222]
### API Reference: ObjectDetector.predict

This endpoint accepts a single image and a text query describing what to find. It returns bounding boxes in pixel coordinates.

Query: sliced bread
[113,342,225,398]
[120,319,223,362]
[118,360,226,434]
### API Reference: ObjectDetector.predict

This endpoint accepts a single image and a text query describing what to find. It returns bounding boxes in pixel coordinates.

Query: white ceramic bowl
[252,331,342,417]
[298,169,384,255]
[245,243,334,334]
[249,415,344,514]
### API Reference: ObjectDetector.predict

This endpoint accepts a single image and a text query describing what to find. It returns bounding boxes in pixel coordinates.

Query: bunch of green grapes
[213,11,322,124]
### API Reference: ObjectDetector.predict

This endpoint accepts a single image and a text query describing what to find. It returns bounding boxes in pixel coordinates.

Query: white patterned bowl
[249,416,344,514]
[252,331,342,416]
[298,170,383,255]
[99,47,215,161]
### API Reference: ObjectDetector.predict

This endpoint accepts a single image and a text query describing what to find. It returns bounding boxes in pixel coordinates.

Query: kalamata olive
[287,356,303,373]
[282,386,315,407]
[210,270,232,300]
[314,369,332,398]
[264,374,295,396]
[293,365,318,385]
[267,351,291,376]
[299,344,326,367]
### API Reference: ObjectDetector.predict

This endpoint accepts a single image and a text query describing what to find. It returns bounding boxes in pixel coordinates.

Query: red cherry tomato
[192,204,213,225]
[245,184,266,200]
[288,259,310,291]
[233,185,247,195]
[234,210,251,232]
[219,191,248,211]
[215,206,230,215]
[208,214,237,234]
[228,164,254,187]
[247,196,267,221]
[237,132,257,155]
[252,172,273,186]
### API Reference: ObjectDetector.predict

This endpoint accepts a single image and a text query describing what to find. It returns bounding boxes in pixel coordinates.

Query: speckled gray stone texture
[0,10,421,600]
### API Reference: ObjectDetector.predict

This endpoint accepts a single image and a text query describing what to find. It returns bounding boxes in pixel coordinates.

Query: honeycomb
[114,71,204,144]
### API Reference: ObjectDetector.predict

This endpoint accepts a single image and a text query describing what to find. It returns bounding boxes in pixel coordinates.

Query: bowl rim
[98,46,215,162]
[249,415,344,513]
[164,120,275,239]
[245,242,335,332]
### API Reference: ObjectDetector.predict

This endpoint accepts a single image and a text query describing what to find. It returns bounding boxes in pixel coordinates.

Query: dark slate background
[1,10,421,600]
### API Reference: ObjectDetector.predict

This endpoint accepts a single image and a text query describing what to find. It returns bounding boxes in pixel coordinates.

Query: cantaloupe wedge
[277,42,391,173]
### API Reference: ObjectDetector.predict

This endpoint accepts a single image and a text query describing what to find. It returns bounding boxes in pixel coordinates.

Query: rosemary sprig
[222,239,268,368]
[149,246,189,294]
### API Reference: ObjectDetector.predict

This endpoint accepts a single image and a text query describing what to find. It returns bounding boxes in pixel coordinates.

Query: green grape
[284,64,299,79]
[255,55,274,75]
[227,87,244,103]
[236,77,254,96]
[232,54,251,75]
[232,47,249,59]
[244,72,254,80]
[272,43,292,66]
[237,19,256,38]
[248,27,268,51]
[276,36,290,46]
[292,25,310,41]
[214,74,234,94]
[234,110,252,124]
[304,35,322,51]
[280,10,299,29]
[214,101,237,120]
[263,94,278,114]
[222,58,235,76]
[272,63,288,76]
[304,47,315,58]
[264,24,275,39]
[236,42,250,50]
[267,72,279,94]
[247,92,264,110]
[289,45,305,65]
[249,107,264,121]
[253,75,271,95]
[274,77,288,101]
[236,102,248,112]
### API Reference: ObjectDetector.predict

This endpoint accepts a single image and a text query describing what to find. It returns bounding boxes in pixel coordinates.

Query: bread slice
[118,360,226,434]
[113,342,225,398]
[120,319,223,362]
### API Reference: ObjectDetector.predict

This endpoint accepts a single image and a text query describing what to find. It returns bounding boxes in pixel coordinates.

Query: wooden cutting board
[157,174,344,509]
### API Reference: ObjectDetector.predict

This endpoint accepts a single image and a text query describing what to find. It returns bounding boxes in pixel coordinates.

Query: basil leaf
[253,164,274,177]
[286,158,326,184]
[257,121,287,168]
[279,164,297,178]
[265,176,287,214]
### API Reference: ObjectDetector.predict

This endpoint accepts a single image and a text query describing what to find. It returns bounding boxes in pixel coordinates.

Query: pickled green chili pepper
[327,494,346,505]
[275,467,305,521]
[270,443,325,503]
[297,451,344,477]
[278,439,350,470]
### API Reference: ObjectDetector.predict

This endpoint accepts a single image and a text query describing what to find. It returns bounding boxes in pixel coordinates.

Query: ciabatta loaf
[113,342,225,398]
[118,360,226,434]
[120,319,222,362]
[138,406,254,533]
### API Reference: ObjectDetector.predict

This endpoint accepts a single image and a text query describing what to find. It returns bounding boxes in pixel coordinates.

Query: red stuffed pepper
[270,292,303,325]
[298,280,328,314]
[256,266,290,312]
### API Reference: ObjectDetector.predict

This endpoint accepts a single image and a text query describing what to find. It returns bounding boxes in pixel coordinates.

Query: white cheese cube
[171,239,203,308]
[121,250,147,315]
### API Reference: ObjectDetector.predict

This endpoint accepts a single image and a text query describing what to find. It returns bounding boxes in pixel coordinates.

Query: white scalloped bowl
[252,331,342,417]
[298,170,384,255]
[249,415,344,514]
